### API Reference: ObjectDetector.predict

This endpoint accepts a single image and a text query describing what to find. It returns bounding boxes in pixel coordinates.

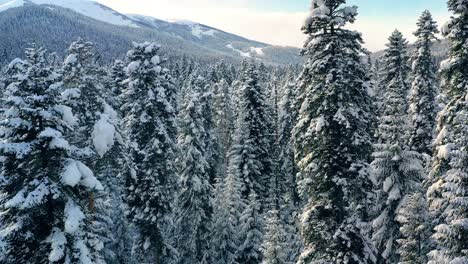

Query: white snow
[0,0,139,28]
[4,189,25,208]
[126,61,141,75]
[151,55,160,65]
[61,160,103,190]
[7,58,24,70]
[47,228,67,262]
[441,20,451,35]
[55,105,78,128]
[75,239,93,264]
[92,114,116,157]
[191,25,217,38]
[226,44,251,58]
[38,127,70,150]
[165,19,197,26]
[21,181,51,209]
[315,116,325,132]
[64,200,84,234]
[250,47,264,56]
[437,143,454,160]
[64,54,77,65]
[61,88,81,100]
[62,160,82,187]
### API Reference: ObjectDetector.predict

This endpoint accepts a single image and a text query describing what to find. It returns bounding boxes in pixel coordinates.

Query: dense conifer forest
[0,0,467,263]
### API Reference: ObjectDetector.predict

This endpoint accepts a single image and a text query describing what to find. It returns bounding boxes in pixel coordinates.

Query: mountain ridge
[0,0,303,66]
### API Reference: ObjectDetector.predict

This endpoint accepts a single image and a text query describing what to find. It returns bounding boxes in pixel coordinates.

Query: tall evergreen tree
[371,30,426,263]
[122,42,178,263]
[261,210,289,264]
[199,79,221,185]
[277,75,300,208]
[227,62,274,205]
[237,192,264,264]
[213,79,235,171]
[427,1,468,262]
[395,192,431,264]
[209,173,244,264]
[409,10,439,156]
[62,39,122,262]
[0,46,104,263]
[175,78,213,264]
[293,1,376,263]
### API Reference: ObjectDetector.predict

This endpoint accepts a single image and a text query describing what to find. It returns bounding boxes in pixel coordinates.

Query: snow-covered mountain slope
[128,14,285,61]
[371,40,449,65]
[0,2,303,66]
[0,0,138,27]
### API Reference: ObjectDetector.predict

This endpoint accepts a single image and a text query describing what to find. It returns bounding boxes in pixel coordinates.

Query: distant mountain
[0,0,303,66]
[371,39,449,65]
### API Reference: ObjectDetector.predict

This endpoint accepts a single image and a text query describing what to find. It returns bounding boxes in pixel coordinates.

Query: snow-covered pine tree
[121,42,178,263]
[175,77,213,264]
[261,210,289,264]
[209,172,244,264]
[0,46,104,263]
[371,30,426,263]
[108,59,127,108]
[409,10,439,156]
[227,61,274,205]
[213,79,235,166]
[396,192,431,264]
[61,39,122,262]
[199,79,221,185]
[276,75,303,264]
[277,75,300,209]
[293,1,377,263]
[426,0,468,262]
[237,191,264,264]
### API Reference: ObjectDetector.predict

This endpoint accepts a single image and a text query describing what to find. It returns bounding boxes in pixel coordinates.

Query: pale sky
[96,0,450,51]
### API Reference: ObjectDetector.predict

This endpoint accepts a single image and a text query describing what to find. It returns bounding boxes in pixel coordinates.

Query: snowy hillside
[128,14,286,62]
[0,0,139,27]
[0,2,302,65]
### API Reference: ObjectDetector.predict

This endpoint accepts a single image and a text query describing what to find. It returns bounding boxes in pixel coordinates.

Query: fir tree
[62,39,121,262]
[0,46,104,263]
[371,30,425,263]
[213,79,235,167]
[427,0,468,262]
[293,1,376,263]
[237,192,264,264]
[409,10,439,156]
[227,62,274,205]
[261,210,289,264]
[175,78,213,264]
[396,193,431,264]
[199,79,221,185]
[209,174,244,264]
[277,75,300,208]
[122,42,178,263]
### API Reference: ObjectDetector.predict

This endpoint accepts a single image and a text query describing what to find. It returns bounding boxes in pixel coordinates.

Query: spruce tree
[371,30,425,263]
[0,46,104,263]
[277,75,300,208]
[261,210,289,264]
[293,1,376,263]
[409,10,439,156]
[121,42,178,263]
[396,193,431,264]
[175,78,213,264]
[237,192,264,264]
[209,173,244,264]
[227,62,274,205]
[427,0,468,262]
[213,79,235,171]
